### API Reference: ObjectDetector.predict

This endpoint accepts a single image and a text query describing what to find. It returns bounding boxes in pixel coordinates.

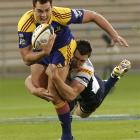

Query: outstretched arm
[82,10,128,47]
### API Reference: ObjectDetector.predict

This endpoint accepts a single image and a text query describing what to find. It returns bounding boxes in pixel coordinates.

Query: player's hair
[76,40,92,57]
[32,0,52,7]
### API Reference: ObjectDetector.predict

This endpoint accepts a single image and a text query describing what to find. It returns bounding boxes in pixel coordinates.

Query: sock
[104,75,119,96]
[55,102,72,140]
[68,100,78,122]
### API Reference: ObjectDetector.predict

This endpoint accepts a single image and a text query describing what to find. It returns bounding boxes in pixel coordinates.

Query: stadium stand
[0,0,140,75]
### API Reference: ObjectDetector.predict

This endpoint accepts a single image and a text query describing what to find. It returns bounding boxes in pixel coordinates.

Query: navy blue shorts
[77,75,105,113]
[37,39,77,67]
[37,50,65,66]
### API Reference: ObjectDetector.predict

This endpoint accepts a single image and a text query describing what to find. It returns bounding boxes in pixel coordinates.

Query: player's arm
[47,65,85,102]
[19,45,46,66]
[53,75,85,102]
[82,10,128,47]
[25,75,54,101]
[19,34,56,66]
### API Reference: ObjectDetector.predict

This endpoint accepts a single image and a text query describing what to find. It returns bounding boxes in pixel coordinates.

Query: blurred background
[0,1,140,139]
[0,0,140,78]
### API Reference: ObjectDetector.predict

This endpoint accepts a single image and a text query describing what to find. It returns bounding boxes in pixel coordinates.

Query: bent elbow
[26,62,34,66]
[24,61,32,66]
[23,58,33,66]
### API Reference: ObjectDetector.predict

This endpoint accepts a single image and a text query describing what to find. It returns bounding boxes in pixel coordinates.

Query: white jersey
[70,59,100,94]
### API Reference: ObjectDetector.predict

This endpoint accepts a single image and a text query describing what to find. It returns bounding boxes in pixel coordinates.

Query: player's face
[33,1,52,24]
[71,50,89,69]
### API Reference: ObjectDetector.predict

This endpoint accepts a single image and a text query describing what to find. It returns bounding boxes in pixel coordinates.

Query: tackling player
[48,40,131,118]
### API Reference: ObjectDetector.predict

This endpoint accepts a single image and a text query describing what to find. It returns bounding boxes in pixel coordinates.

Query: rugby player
[18,0,129,139]
[48,40,131,118]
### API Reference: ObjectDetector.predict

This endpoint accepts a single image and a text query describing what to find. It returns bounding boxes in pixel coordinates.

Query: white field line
[0,114,140,124]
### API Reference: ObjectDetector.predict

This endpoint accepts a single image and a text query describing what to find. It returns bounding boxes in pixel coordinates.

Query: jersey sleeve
[70,9,84,24]
[17,10,36,48]
[52,7,84,25]
[73,61,94,87]
[17,32,32,48]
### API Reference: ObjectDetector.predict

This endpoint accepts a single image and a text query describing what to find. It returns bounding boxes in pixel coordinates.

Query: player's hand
[111,35,129,47]
[46,64,58,80]
[33,87,55,102]
[41,33,56,55]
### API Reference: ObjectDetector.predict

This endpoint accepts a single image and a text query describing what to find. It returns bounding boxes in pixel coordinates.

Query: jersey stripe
[23,18,34,32]
[53,12,71,17]
[21,15,34,32]
[66,44,72,65]
[21,16,33,31]
[79,68,93,76]
[52,11,71,19]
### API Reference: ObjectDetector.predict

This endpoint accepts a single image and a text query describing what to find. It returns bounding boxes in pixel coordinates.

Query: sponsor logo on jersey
[54,26,61,33]
[57,63,63,68]
[19,33,26,46]
[72,9,82,18]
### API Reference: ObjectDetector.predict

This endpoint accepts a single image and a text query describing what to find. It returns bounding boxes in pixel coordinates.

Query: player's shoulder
[52,6,71,14]
[51,6,72,25]
[18,10,35,32]
[73,59,94,87]
[82,59,94,73]
[78,59,94,78]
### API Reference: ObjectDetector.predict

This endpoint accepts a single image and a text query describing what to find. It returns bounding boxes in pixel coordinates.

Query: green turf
[0,73,140,140]
[0,121,140,140]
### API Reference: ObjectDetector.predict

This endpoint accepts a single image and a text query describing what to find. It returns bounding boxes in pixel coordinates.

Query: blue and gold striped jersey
[18,6,84,50]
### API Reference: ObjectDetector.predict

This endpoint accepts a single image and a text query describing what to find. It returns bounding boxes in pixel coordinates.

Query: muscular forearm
[93,12,118,39]
[20,40,54,66]
[83,11,118,38]
[53,77,77,102]
[23,51,46,66]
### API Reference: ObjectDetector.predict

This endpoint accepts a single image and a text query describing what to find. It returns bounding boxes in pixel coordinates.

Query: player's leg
[75,94,99,118]
[25,75,55,101]
[111,59,131,78]
[73,74,110,118]
[75,101,99,118]
[24,63,49,100]
[47,65,73,140]
[30,63,48,88]
[46,39,77,140]
[75,103,92,118]
[25,55,73,139]
[103,59,131,97]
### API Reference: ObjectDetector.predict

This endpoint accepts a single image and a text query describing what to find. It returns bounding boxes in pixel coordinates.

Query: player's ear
[32,6,35,10]
[32,7,35,12]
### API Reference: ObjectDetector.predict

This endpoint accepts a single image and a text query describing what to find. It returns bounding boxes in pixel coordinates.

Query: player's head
[32,0,53,24]
[71,40,92,68]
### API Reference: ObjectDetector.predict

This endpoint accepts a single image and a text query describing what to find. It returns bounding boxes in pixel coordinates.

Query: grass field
[0,73,140,140]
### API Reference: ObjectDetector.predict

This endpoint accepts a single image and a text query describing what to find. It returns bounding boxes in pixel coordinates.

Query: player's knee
[76,111,90,118]
[75,104,94,118]
[75,105,89,118]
